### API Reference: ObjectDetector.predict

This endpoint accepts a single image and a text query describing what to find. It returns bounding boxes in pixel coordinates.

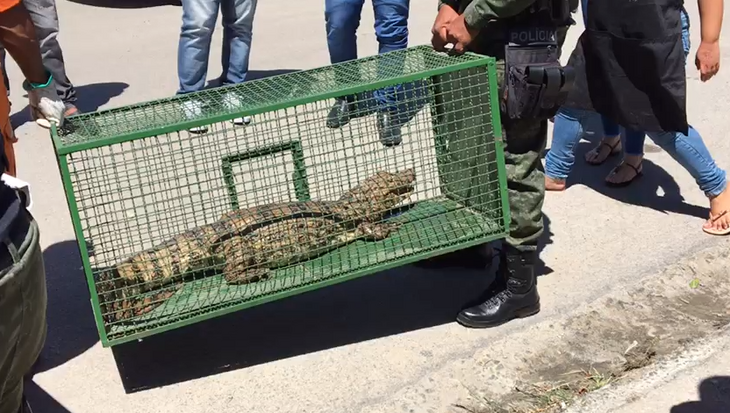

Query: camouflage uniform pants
[495,60,547,252]
[464,25,573,252]
[465,44,547,252]
[0,211,47,413]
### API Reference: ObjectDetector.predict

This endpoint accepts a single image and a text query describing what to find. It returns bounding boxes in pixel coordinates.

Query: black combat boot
[456,245,540,328]
[326,96,355,129]
[376,110,403,147]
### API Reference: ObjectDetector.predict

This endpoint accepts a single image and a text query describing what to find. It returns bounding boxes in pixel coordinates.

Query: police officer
[0,1,65,411]
[430,0,573,328]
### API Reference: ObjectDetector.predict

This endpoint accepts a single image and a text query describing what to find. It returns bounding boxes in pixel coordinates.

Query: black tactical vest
[563,0,688,134]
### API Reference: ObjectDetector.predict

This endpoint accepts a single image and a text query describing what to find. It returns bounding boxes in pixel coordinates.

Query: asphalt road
[6,1,730,412]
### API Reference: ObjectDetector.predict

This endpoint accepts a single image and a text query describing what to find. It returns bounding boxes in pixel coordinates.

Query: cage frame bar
[104,232,506,347]
[221,140,311,210]
[486,61,512,232]
[51,48,494,156]
[53,141,112,345]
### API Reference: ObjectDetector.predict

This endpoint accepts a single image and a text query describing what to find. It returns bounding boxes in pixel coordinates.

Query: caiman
[96,168,416,324]
[218,168,417,284]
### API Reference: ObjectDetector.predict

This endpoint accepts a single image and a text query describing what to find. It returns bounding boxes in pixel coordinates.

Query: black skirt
[563,0,688,134]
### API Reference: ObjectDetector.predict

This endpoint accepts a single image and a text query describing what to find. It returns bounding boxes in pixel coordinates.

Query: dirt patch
[450,245,730,413]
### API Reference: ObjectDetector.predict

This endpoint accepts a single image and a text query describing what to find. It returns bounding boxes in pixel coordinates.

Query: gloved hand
[23,74,65,129]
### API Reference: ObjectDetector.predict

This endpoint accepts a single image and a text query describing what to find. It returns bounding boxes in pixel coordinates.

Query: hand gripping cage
[51,45,510,347]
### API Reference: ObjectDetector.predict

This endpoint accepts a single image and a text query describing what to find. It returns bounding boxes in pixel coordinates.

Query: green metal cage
[51,45,510,347]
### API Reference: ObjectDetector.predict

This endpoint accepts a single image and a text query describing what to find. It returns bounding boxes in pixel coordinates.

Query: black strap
[0,119,7,175]
[544,67,562,95]
[0,125,20,243]
[525,65,568,109]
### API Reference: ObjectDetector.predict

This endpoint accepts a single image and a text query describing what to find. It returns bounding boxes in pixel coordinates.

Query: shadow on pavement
[113,259,495,393]
[23,240,101,412]
[67,0,180,9]
[568,141,709,219]
[34,241,100,373]
[10,82,129,127]
[546,111,708,219]
[22,380,73,413]
[204,69,301,89]
[410,214,554,277]
[670,376,730,413]
[537,214,554,276]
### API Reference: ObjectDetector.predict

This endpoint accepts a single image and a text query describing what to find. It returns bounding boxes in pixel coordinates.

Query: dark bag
[504,27,575,120]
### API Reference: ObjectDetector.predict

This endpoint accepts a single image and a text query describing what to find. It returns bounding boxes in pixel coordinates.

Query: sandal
[585,138,622,165]
[605,161,643,188]
[703,210,730,236]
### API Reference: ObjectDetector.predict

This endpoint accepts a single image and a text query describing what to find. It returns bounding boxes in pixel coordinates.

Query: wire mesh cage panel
[51,45,510,347]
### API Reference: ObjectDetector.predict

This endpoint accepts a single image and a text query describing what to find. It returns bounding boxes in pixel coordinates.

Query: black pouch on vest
[504,27,574,120]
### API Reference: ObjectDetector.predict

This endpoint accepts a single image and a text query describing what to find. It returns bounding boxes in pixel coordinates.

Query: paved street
[6,0,730,412]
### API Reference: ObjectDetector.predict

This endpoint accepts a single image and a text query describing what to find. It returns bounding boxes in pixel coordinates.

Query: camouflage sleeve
[438,0,461,10]
[463,0,537,29]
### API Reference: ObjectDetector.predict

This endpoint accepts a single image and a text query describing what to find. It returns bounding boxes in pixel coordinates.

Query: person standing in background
[0,0,65,412]
[544,0,730,236]
[177,0,258,133]
[323,0,410,147]
[0,0,78,118]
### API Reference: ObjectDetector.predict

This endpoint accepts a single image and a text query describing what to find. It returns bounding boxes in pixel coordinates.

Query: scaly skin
[218,168,416,284]
[97,168,416,323]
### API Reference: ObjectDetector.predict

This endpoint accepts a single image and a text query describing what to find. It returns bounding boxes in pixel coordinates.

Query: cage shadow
[565,141,709,219]
[10,82,129,128]
[411,214,554,277]
[111,260,495,393]
[670,376,730,413]
[34,240,100,374]
[18,240,100,413]
[22,379,73,413]
[205,69,302,88]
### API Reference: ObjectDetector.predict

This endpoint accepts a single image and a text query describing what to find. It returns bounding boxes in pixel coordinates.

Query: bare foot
[605,155,643,186]
[704,188,730,235]
[545,176,566,191]
[585,135,622,165]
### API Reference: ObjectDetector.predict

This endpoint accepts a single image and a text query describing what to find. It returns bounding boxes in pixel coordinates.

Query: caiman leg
[356,221,401,241]
[97,269,184,324]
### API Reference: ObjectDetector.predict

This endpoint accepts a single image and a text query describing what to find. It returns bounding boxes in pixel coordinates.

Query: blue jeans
[545,7,728,196]
[177,0,257,94]
[324,0,409,111]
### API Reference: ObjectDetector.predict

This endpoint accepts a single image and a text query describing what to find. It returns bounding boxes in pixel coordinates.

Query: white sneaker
[180,100,208,134]
[222,91,252,126]
[232,116,252,125]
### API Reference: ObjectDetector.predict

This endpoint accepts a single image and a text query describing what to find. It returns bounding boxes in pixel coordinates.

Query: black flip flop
[586,139,622,166]
[605,162,643,188]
